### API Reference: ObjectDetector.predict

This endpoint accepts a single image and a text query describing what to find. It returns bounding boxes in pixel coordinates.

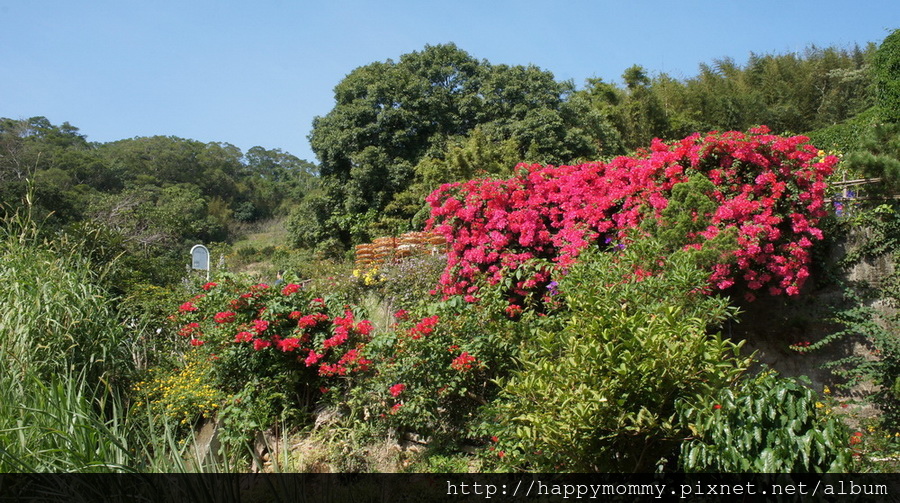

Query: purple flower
[547,281,559,296]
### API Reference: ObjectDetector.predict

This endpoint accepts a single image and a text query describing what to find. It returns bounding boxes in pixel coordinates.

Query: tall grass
[0,213,129,384]
[0,211,225,473]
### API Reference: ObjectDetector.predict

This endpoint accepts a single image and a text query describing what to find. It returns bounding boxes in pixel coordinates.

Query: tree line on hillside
[0,119,316,289]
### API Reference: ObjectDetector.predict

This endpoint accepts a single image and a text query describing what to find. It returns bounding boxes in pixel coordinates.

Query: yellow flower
[823,385,831,394]
[815,401,825,408]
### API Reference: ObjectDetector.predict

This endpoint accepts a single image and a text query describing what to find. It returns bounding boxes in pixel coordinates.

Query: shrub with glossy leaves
[677,370,852,472]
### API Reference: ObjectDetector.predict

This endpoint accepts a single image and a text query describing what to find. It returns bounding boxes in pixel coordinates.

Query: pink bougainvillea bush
[426,127,839,303]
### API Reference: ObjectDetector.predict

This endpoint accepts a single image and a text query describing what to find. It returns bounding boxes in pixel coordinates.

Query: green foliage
[652,174,738,268]
[807,106,882,153]
[359,284,557,445]
[576,43,875,151]
[873,28,900,122]
[372,254,446,312]
[0,368,137,472]
[844,122,900,192]
[309,43,620,246]
[0,215,130,384]
[386,127,523,230]
[677,371,852,472]
[0,116,321,295]
[487,239,748,472]
[0,211,215,474]
[821,204,900,428]
[133,350,224,426]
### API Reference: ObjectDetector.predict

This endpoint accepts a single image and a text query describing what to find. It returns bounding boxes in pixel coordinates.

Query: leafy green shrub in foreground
[677,371,852,472]
[360,290,550,445]
[486,239,749,472]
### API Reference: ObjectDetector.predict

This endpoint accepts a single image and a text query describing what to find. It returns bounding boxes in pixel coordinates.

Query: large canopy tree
[305,43,621,249]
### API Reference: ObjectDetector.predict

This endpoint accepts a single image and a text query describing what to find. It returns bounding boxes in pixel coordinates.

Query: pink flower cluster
[426,127,837,300]
[408,315,439,340]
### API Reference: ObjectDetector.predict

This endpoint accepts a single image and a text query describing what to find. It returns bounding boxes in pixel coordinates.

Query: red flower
[394,309,409,320]
[713,404,722,410]
[304,350,322,367]
[504,304,523,318]
[189,338,205,346]
[426,129,834,305]
[178,322,201,337]
[252,339,271,351]
[323,331,347,349]
[409,315,439,339]
[234,331,254,343]
[451,351,477,371]
[251,319,269,334]
[297,313,327,329]
[281,283,301,295]
[179,301,198,313]
[389,383,406,397]
[214,311,236,323]
[356,320,373,336]
[276,337,301,352]
[201,282,218,291]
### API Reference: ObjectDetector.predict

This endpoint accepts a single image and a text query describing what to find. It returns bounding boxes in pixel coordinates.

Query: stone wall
[732,226,896,414]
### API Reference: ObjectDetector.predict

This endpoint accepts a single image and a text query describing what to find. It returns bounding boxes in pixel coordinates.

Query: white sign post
[190,244,210,281]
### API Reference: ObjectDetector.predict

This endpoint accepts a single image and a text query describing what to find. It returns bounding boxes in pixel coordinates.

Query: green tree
[0,117,107,222]
[873,28,900,122]
[307,43,619,249]
[384,126,524,232]
[844,122,900,191]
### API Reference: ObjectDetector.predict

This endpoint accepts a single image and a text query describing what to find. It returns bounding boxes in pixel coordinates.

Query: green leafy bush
[873,28,900,122]
[361,292,547,444]
[485,238,749,472]
[677,371,852,472]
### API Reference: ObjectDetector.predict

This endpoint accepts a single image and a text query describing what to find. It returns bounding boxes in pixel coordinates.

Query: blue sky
[1,0,896,163]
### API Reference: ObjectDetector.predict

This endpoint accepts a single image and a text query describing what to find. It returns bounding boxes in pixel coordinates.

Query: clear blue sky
[1,0,896,163]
